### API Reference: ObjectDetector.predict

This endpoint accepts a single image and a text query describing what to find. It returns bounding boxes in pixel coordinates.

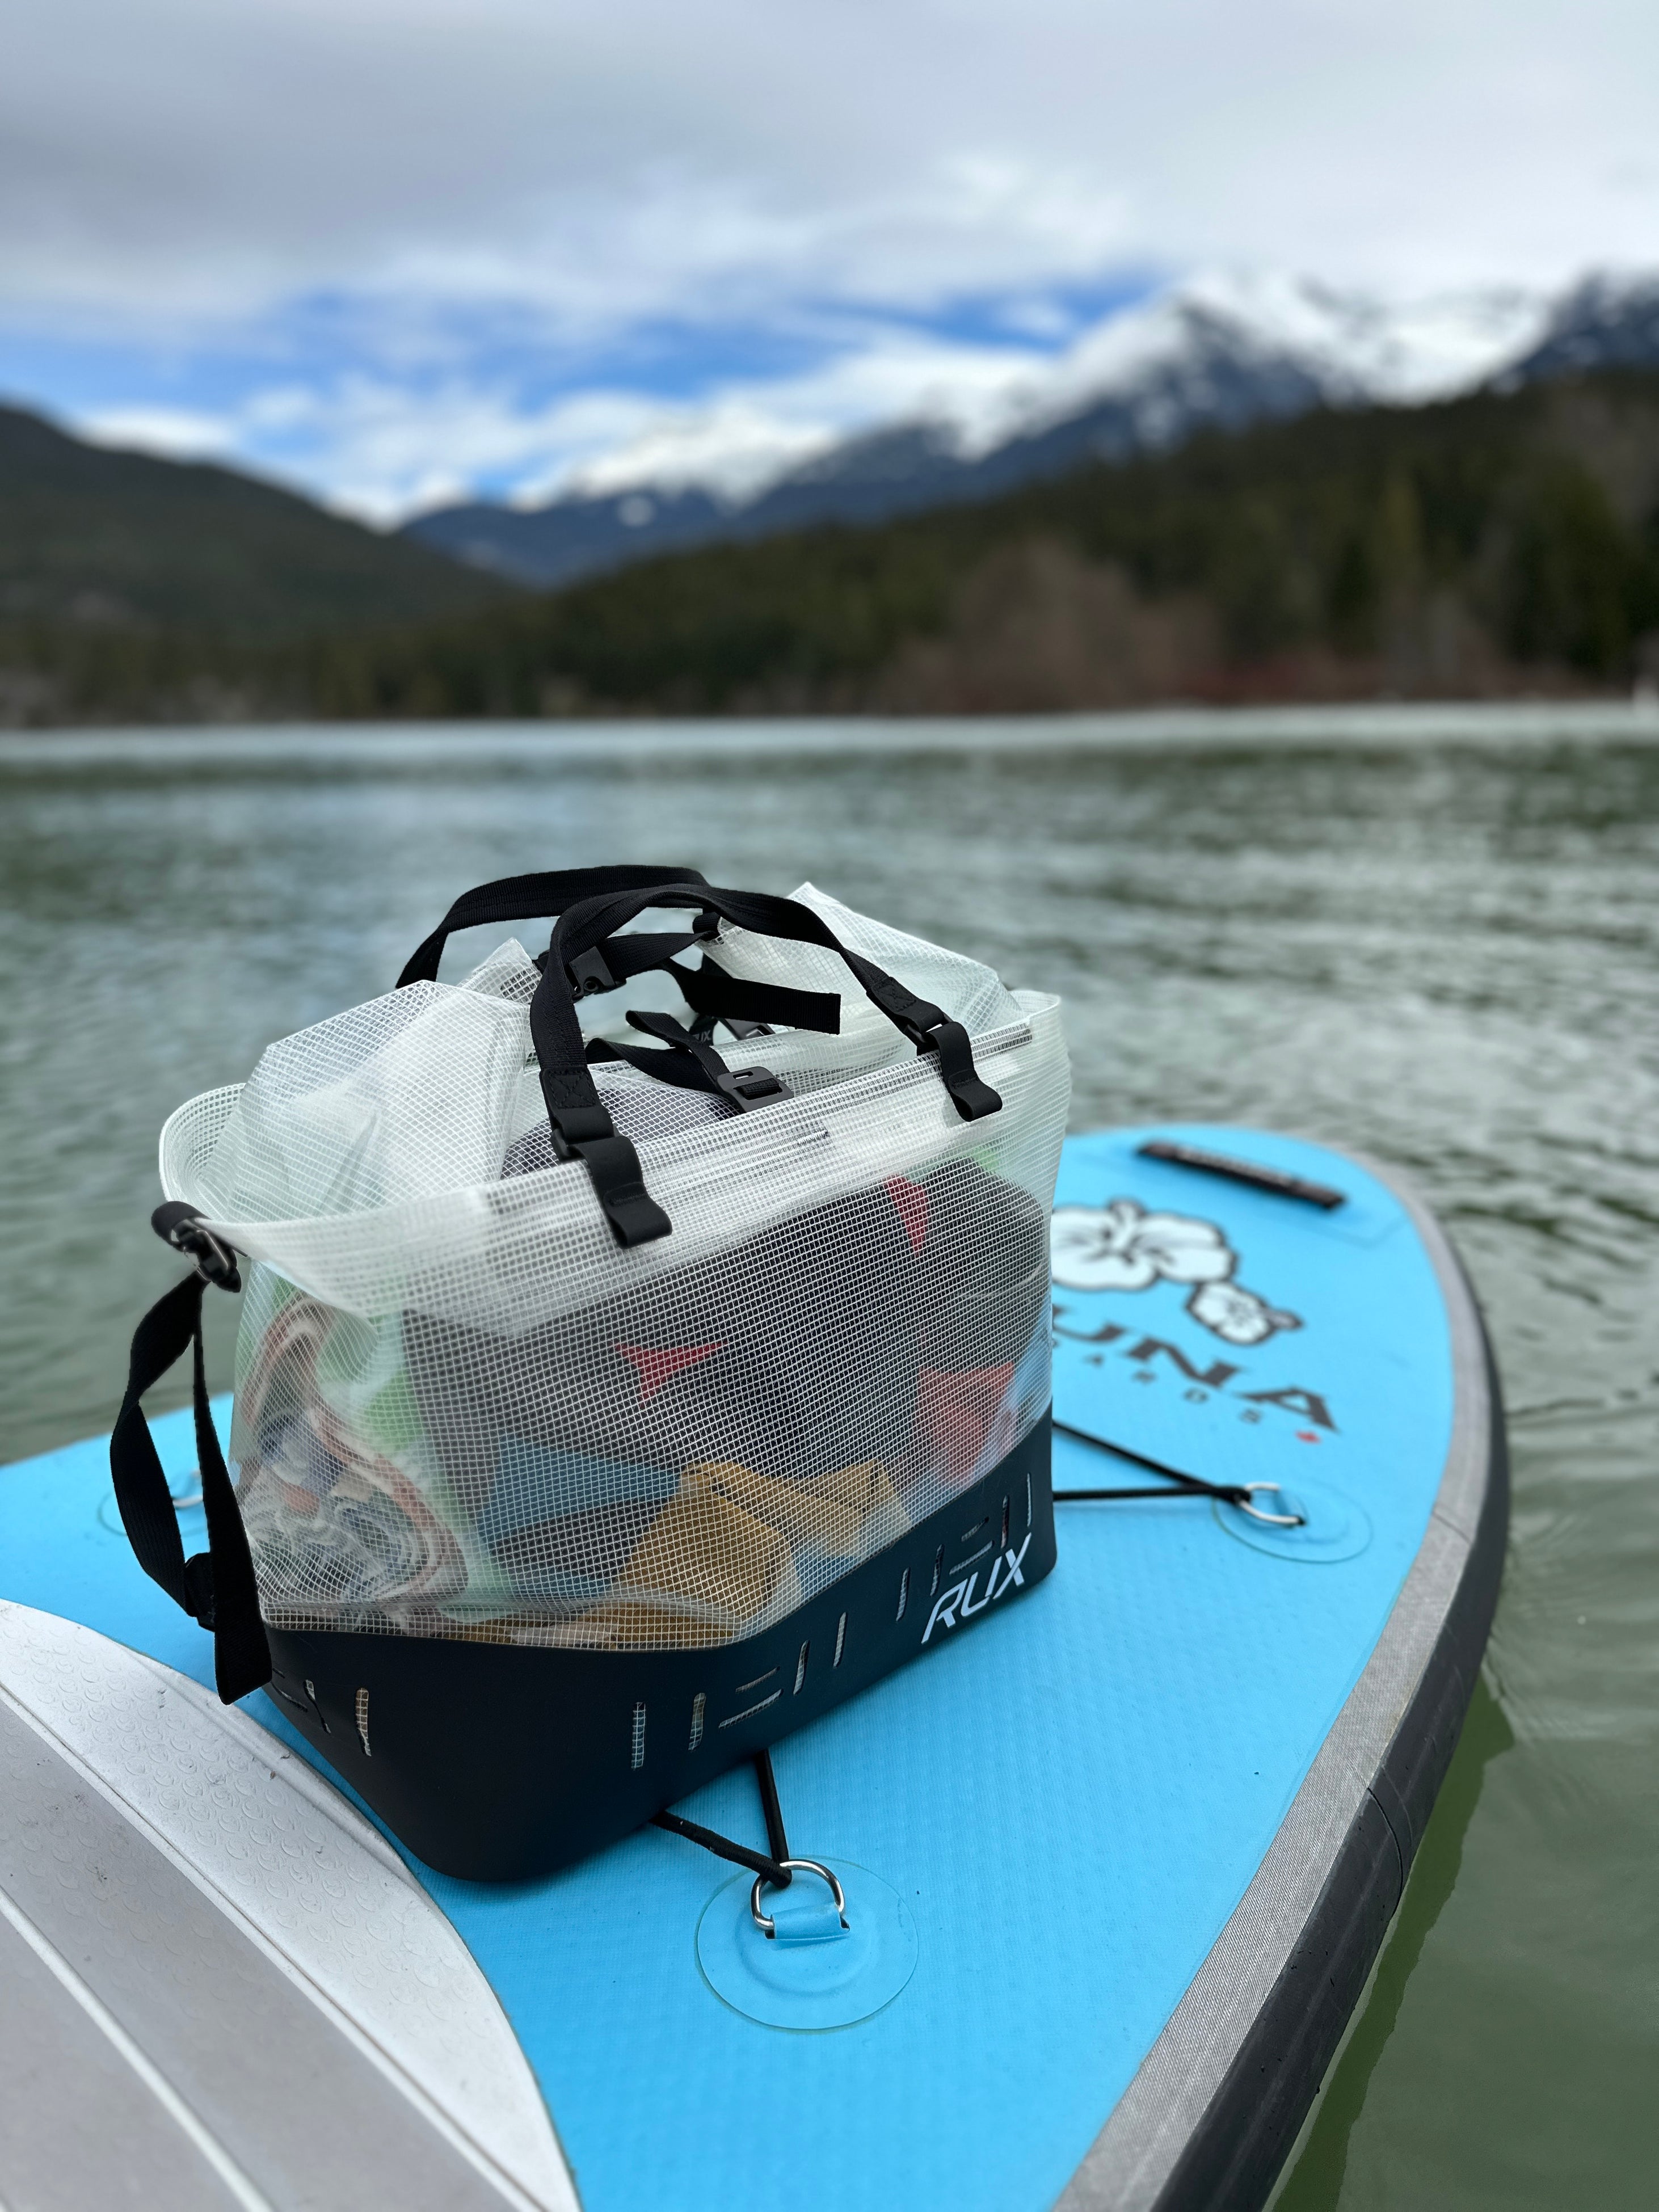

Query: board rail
[1055,1151,1508,2212]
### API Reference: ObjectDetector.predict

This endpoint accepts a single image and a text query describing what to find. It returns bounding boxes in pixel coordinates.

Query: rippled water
[2,707,1656,2207]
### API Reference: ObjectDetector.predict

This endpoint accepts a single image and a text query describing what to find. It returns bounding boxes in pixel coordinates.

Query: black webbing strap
[665,958,841,1036]
[530,883,1003,1245]
[110,1206,272,1703]
[532,1065,671,1248]
[396,866,709,988]
[651,1749,793,1887]
[588,1011,791,1110]
[551,885,1002,1121]
[1052,1421,1306,1522]
[586,1032,711,1095]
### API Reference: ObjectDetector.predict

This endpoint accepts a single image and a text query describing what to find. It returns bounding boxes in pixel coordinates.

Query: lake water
[2,705,1656,2207]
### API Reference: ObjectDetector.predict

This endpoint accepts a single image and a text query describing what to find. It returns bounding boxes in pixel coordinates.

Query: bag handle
[396,865,710,987]
[529,883,1003,1246]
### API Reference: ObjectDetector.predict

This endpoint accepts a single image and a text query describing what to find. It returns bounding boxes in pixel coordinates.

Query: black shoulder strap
[109,1206,271,1704]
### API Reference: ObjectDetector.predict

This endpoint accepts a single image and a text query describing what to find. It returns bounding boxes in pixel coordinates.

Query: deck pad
[0,1127,1498,2212]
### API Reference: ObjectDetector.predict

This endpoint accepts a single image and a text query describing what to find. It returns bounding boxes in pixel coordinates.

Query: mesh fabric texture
[159,889,1070,1651]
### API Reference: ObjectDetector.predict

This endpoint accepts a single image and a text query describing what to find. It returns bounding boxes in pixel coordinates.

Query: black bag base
[263,1414,1055,1882]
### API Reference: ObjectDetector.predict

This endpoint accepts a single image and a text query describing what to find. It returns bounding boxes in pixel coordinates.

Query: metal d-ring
[1237,1483,1307,1529]
[750,1858,849,1939]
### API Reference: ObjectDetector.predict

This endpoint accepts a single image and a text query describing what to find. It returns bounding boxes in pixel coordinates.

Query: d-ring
[1237,1483,1307,1529]
[750,1858,849,1938]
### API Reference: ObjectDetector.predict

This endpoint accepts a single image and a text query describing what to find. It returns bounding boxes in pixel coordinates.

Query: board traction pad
[0,1127,1504,2212]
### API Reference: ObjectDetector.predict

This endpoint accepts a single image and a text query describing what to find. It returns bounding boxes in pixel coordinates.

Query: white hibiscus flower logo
[1050,1198,1302,1348]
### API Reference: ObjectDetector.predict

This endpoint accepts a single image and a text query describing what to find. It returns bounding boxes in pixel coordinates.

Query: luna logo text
[921,1532,1032,1645]
[1052,1306,1337,1431]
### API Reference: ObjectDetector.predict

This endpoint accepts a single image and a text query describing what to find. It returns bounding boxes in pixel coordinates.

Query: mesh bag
[113,867,1069,1877]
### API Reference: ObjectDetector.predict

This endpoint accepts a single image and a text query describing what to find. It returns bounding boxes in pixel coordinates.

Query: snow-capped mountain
[961,270,1546,447]
[402,270,1647,590]
[1504,271,1659,385]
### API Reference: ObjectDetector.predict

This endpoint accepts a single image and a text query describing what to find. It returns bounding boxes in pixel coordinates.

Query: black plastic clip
[544,1104,616,1163]
[151,1203,241,1292]
[568,946,620,998]
[716,1065,791,1111]
[689,1012,774,1042]
[860,976,1004,1123]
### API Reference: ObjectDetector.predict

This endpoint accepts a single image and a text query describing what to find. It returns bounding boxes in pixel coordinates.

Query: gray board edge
[1055,1147,1509,2212]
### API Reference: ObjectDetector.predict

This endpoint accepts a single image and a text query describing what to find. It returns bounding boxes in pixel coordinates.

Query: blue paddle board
[0,1126,1505,2212]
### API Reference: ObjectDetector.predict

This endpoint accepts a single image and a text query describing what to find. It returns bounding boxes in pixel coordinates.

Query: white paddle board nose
[0,1602,576,2212]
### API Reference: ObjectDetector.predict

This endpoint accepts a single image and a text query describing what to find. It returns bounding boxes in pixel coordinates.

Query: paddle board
[0,1126,1505,2211]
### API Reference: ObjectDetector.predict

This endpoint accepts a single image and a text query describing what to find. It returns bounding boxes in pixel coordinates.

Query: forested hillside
[0,404,513,722]
[6,373,1659,723]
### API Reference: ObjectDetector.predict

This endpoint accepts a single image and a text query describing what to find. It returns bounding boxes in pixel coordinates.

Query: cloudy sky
[4,0,1657,521]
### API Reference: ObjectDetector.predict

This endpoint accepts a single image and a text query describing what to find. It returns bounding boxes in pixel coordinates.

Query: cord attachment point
[750,1858,850,1940]
[1236,1483,1307,1528]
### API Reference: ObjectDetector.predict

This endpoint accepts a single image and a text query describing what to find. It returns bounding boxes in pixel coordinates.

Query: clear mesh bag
[156,877,1071,1656]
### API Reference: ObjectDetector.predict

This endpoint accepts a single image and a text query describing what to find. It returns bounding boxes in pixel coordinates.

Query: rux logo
[921,1532,1032,1645]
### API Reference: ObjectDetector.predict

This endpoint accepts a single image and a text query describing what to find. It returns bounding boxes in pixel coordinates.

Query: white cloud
[2,0,1657,516]
[78,406,239,461]
[161,326,1064,522]
[4,0,1657,330]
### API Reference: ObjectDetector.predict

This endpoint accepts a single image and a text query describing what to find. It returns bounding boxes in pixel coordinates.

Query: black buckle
[688,1013,774,1042]
[717,1065,790,1111]
[568,946,620,998]
[715,1015,774,1041]
[544,1105,618,1162]
[151,1203,241,1292]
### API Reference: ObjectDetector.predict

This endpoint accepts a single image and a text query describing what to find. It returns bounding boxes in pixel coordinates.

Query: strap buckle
[151,1204,241,1292]
[544,1103,616,1162]
[860,976,1003,1123]
[568,946,620,998]
[717,1065,791,1111]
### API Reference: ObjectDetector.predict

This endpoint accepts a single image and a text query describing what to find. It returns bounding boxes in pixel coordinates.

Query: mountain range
[7,357,1659,723]
[401,270,1659,590]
